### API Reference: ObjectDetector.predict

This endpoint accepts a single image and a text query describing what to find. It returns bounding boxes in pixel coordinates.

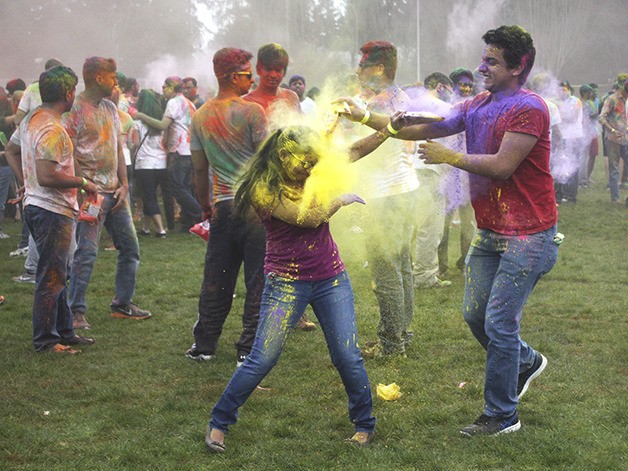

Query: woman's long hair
[235,126,319,219]
[136,88,164,135]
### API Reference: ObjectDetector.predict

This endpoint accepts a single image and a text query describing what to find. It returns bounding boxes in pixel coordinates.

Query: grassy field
[0,169,626,470]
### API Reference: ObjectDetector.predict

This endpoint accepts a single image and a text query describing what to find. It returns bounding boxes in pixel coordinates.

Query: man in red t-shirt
[343,25,558,437]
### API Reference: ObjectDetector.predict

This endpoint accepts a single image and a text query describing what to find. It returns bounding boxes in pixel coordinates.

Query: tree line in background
[1,1,625,88]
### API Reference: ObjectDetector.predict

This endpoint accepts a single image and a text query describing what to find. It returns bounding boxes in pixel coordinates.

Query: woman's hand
[331,97,364,123]
[338,193,366,206]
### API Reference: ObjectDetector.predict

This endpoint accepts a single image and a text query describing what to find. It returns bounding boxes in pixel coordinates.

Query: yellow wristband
[386,122,399,135]
[359,110,371,125]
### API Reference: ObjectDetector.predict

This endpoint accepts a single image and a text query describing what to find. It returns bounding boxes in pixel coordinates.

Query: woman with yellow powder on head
[205,126,375,452]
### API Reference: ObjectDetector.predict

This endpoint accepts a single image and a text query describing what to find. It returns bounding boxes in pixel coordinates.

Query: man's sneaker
[9,246,29,257]
[185,345,215,362]
[13,272,36,283]
[61,335,95,346]
[236,353,247,368]
[517,353,548,399]
[460,412,521,437]
[110,302,152,319]
[73,312,91,330]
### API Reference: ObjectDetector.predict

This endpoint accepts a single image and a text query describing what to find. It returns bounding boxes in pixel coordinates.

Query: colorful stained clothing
[118,108,134,166]
[599,89,627,145]
[437,89,557,235]
[598,89,627,202]
[257,204,345,281]
[11,108,78,218]
[358,84,419,198]
[17,82,42,114]
[163,93,195,154]
[64,95,141,316]
[11,107,78,351]
[189,95,268,358]
[209,191,375,437]
[357,84,418,356]
[243,88,301,120]
[433,87,559,419]
[63,94,121,192]
[190,97,268,202]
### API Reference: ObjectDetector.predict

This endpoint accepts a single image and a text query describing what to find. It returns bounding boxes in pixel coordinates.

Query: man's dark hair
[449,68,474,85]
[257,43,289,72]
[83,57,116,85]
[423,72,452,90]
[559,80,573,94]
[183,77,197,87]
[213,48,254,79]
[359,41,397,81]
[289,75,305,85]
[39,66,78,103]
[124,77,137,93]
[6,79,26,95]
[116,72,127,89]
[579,84,593,97]
[44,58,63,70]
[164,76,183,93]
[482,25,535,85]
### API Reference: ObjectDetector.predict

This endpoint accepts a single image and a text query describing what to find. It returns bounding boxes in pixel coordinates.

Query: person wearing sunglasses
[186,47,269,369]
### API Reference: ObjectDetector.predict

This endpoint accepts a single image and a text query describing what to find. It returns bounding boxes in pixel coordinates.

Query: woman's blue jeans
[210,271,376,434]
[463,225,558,417]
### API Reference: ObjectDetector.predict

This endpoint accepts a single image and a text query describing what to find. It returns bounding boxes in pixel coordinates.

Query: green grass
[0,168,626,470]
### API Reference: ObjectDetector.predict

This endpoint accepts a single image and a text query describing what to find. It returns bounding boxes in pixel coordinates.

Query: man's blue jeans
[25,205,75,351]
[70,193,140,314]
[463,225,558,417]
[210,271,376,434]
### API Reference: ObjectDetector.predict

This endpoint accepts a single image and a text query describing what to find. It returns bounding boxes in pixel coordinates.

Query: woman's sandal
[346,431,374,446]
[205,427,226,453]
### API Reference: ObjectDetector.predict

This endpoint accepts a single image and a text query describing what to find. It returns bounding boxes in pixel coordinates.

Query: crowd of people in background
[0,24,626,447]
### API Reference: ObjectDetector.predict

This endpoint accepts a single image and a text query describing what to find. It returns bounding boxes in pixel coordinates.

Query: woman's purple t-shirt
[259,213,346,281]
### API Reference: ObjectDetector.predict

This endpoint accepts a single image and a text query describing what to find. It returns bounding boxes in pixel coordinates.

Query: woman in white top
[130,89,172,236]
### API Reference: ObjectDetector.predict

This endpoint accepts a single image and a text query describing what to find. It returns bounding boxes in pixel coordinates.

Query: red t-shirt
[443,89,557,235]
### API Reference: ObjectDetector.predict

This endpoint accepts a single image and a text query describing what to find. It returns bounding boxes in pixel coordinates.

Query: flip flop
[48,343,81,355]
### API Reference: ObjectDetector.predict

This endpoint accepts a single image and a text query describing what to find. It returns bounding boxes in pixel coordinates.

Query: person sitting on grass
[205,126,376,453]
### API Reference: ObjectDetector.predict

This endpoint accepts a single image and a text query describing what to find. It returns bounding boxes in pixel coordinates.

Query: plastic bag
[189,219,210,241]
[376,383,402,401]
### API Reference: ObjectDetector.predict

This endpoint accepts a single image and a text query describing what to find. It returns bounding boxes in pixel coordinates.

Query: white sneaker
[9,247,29,257]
